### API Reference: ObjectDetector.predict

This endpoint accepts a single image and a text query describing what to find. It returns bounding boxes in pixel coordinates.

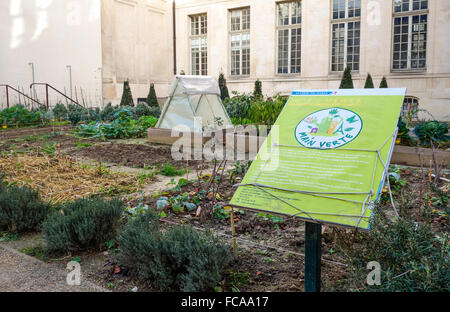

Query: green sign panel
[230,89,406,229]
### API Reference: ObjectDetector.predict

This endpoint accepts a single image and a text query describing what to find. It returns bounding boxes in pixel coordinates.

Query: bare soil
[68,142,207,170]
[0,125,71,140]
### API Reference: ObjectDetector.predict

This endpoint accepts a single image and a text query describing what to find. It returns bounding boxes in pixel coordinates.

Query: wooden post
[305,221,322,292]
[230,209,238,258]
[6,86,9,108]
[45,84,49,109]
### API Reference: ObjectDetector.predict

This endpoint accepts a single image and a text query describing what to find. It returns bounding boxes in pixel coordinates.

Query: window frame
[229,7,251,77]
[329,0,361,73]
[275,1,303,76]
[189,13,208,76]
[401,96,420,119]
[391,0,429,72]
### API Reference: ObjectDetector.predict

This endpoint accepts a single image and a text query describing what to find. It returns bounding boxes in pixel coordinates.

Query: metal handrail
[30,83,83,108]
[0,84,41,109]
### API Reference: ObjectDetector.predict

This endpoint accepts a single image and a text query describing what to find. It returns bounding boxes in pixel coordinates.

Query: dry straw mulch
[0,154,140,204]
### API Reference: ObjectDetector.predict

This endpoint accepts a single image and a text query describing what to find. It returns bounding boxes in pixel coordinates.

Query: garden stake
[230,208,238,258]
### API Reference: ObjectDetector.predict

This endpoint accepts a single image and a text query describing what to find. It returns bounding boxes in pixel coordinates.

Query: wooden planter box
[148,128,449,167]
[391,145,450,167]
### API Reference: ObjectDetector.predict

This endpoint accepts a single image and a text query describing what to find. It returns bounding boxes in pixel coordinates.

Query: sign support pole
[305,221,322,292]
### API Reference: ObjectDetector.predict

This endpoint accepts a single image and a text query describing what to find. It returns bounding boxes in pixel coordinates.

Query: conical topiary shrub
[339,67,354,89]
[120,80,134,107]
[379,76,388,88]
[146,83,159,108]
[253,79,262,99]
[218,73,229,101]
[364,73,374,88]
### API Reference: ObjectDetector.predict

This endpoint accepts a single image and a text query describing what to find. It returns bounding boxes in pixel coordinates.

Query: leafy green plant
[0,105,42,127]
[248,95,286,127]
[117,210,232,291]
[0,232,19,242]
[76,140,92,149]
[257,212,283,224]
[156,192,197,213]
[67,104,86,126]
[100,103,120,122]
[223,92,253,124]
[41,142,56,156]
[76,108,158,140]
[387,167,407,195]
[413,121,449,148]
[42,197,124,253]
[52,103,68,121]
[397,117,412,145]
[159,162,186,177]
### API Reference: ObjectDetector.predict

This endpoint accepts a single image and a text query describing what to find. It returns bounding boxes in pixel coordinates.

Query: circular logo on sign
[295,108,363,149]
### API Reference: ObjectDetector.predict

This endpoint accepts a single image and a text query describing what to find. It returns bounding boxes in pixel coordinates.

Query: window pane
[347,21,360,71]
[278,30,289,74]
[242,8,250,30]
[291,1,302,25]
[333,0,346,20]
[348,0,360,18]
[191,39,200,75]
[331,23,345,72]
[413,0,428,10]
[290,27,301,73]
[231,10,240,31]
[278,3,289,26]
[394,0,410,13]
[411,14,427,68]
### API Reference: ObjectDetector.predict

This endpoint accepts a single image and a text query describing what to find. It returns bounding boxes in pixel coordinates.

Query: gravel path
[0,244,107,292]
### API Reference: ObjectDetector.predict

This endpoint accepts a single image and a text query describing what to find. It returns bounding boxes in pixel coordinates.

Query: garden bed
[0,154,142,204]
[68,142,207,170]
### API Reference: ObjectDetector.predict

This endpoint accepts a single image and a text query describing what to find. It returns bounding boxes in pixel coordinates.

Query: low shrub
[248,95,286,127]
[42,197,124,253]
[335,206,449,292]
[67,104,87,126]
[117,210,232,291]
[0,176,51,233]
[100,103,121,122]
[52,103,68,121]
[223,92,253,124]
[224,92,286,127]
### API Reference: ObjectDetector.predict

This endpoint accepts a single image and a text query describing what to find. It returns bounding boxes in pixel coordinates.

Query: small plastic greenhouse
[156,75,232,132]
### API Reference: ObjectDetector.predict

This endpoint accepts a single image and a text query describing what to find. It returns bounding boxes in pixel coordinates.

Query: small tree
[120,80,134,107]
[253,79,263,99]
[180,70,186,75]
[218,73,229,101]
[364,73,374,88]
[379,76,388,88]
[146,83,159,108]
[339,67,354,89]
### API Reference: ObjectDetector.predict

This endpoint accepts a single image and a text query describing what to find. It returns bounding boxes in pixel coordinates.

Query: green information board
[230,89,406,229]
